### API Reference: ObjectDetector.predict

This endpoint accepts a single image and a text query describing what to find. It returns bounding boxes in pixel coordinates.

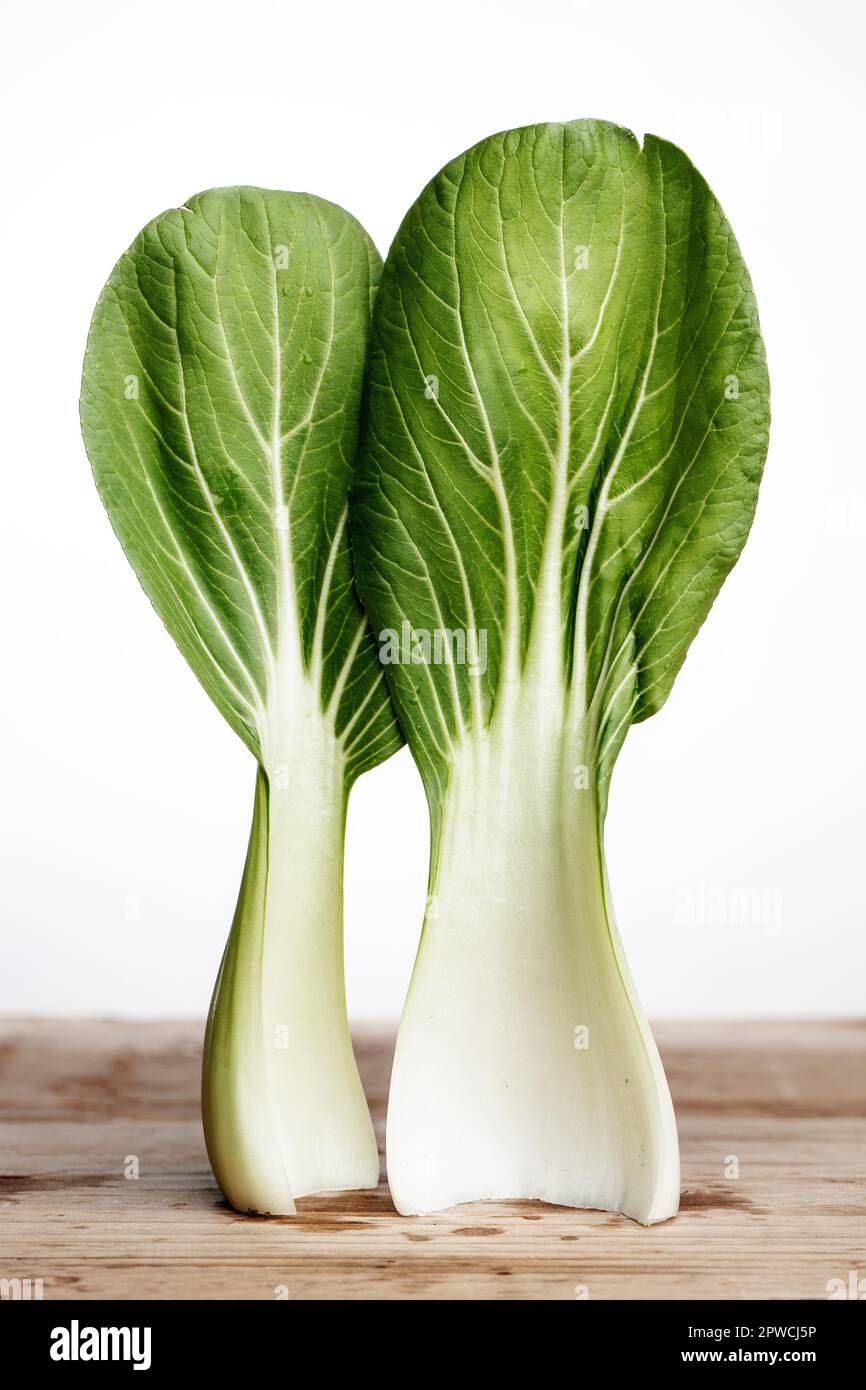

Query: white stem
[202,729,378,1214]
[387,707,679,1223]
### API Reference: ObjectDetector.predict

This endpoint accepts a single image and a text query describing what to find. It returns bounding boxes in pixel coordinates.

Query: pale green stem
[387,702,679,1224]
[202,743,379,1214]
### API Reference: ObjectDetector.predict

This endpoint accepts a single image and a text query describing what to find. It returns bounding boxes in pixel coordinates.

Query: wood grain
[0,1019,863,1300]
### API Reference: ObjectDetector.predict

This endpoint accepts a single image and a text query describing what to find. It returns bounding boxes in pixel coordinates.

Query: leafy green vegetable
[353,120,769,1221]
[81,186,402,1214]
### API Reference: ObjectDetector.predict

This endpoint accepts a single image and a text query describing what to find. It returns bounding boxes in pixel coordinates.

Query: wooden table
[0,1019,862,1300]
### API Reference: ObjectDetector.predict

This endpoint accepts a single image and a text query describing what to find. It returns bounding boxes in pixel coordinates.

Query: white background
[1,0,863,1021]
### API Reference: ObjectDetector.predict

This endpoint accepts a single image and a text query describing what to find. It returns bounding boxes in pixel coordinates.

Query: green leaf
[353,120,769,810]
[81,185,401,781]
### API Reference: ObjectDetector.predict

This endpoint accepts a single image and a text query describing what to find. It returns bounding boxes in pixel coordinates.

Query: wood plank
[0,1019,863,1300]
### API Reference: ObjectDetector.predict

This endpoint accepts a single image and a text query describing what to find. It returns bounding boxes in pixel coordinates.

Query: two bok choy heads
[80,189,401,1214]
[353,120,769,1223]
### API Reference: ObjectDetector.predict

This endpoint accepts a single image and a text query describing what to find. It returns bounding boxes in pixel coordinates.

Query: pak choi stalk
[203,731,369,1210]
[392,694,678,1221]
[81,188,402,1213]
[353,120,769,1222]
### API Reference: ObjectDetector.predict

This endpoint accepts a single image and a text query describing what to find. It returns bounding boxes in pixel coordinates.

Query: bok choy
[81,188,402,1214]
[352,120,770,1222]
